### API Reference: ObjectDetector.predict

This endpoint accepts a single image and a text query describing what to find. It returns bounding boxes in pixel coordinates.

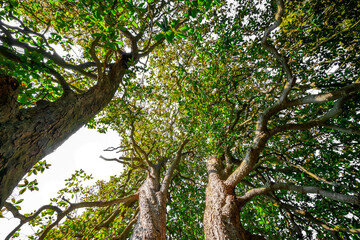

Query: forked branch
[5,193,138,240]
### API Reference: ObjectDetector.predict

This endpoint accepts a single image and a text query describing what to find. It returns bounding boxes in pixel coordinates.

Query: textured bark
[0,62,127,209]
[0,75,19,122]
[130,175,166,240]
[204,156,265,240]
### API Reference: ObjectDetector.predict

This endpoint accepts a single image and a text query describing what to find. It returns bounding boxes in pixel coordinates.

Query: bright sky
[0,127,123,239]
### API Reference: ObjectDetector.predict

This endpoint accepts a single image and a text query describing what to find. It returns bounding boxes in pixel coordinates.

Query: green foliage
[3,0,360,239]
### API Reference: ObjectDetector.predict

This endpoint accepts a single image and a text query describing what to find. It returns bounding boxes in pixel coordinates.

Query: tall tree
[201,1,360,239]
[2,0,360,239]
[0,0,206,209]
[2,55,194,239]
[146,0,360,238]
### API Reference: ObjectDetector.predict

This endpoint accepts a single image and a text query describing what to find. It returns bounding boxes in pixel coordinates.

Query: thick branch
[38,193,138,240]
[271,96,349,135]
[288,82,360,107]
[161,138,189,193]
[89,37,103,78]
[238,183,359,206]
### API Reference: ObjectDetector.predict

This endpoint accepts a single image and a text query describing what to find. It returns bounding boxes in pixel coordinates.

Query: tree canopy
[1,0,360,239]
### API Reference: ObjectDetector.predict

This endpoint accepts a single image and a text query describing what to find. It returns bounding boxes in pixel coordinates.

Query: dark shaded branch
[0,32,96,80]
[100,155,142,165]
[280,202,360,235]
[138,37,165,58]
[37,193,139,240]
[291,165,340,187]
[0,46,72,93]
[5,193,138,240]
[89,37,103,78]
[4,202,62,240]
[321,124,360,135]
[271,96,349,135]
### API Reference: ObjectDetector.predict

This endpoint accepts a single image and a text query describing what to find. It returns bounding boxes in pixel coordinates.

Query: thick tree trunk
[203,156,265,240]
[0,62,127,209]
[130,176,166,240]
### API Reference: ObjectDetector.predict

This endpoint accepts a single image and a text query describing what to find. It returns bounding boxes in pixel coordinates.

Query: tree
[0,0,207,209]
[2,55,195,239]
[2,0,360,239]
[143,0,360,238]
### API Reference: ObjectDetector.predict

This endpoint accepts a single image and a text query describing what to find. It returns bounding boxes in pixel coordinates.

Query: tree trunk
[203,156,265,240]
[0,62,127,209]
[130,176,166,240]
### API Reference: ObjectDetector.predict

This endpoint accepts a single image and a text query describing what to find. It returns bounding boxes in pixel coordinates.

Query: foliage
[2,0,360,239]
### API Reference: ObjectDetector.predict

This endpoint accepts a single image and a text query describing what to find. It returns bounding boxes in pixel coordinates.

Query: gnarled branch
[238,183,359,206]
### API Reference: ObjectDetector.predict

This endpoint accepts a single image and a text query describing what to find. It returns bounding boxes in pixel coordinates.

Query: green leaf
[19,188,27,195]
[154,33,164,41]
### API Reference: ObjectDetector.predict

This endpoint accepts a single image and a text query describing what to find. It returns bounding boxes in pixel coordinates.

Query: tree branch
[287,82,360,107]
[261,0,295,103]
[112,207,139,240]
[238,183,359,206]
[4,202,62,240]
[321,123,360,135]
[161,138,189,193]
[0,28,97,80]
[271,96,350,135]
[89,36,103,78]
[0,45,72,93]
[280,202,360,235]
[5,193,138,240]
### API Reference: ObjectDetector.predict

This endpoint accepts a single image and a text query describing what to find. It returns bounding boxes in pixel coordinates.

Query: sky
[0,127,123,239]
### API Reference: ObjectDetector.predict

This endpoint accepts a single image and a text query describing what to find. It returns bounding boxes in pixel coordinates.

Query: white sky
[0,127,123,239]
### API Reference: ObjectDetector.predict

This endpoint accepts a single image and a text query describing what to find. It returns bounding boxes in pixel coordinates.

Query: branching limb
[4,202,62,240]
[271,94,353,135]
[291,165,341,187]
[112,207,139,240]
[261,0,295,103]
[280,208,303,238]
[5,193,138,240]
[129,122,153,168]
[138,37,165,58]
[0,45,72,93]
[280,202,360,236]
[38,193,139,240]
[0,26,96,80]
[100,155,142,165]
[238,183,359,206]
[161,138,189,193]
[95,198,137,230]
